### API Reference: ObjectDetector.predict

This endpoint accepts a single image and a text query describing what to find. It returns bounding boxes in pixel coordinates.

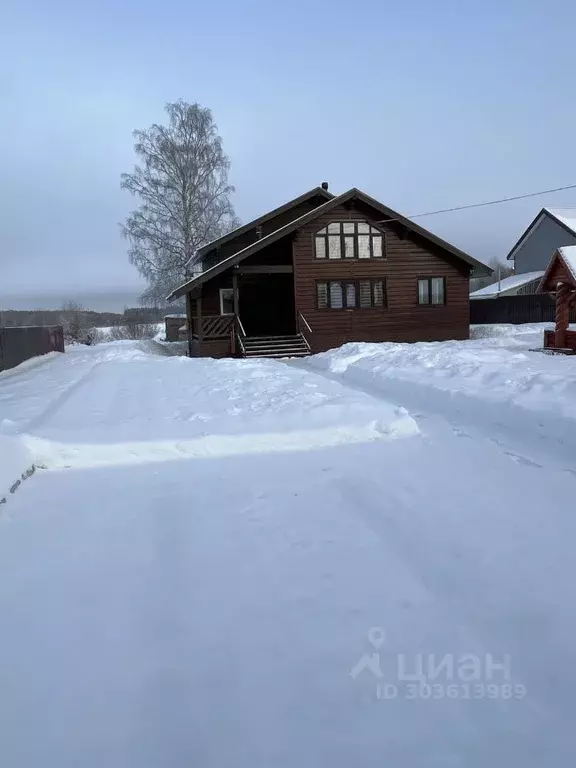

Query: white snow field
[1,330,576,767]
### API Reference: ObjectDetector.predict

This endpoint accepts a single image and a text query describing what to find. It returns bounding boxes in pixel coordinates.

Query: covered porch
[170,232,313,359]
[186,265,312,359]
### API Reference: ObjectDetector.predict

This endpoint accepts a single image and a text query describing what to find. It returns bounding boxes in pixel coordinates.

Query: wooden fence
[470,294,576,325]
[0,325,64,372]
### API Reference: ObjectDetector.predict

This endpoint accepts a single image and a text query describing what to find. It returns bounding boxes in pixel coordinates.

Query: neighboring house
[168,185,491,358]
[507,208,576,274]
[470,270,544,300]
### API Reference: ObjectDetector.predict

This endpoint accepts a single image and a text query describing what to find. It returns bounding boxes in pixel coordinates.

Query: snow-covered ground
[304,323,576,463]
[87,322,165,343]
[1,329,576,766]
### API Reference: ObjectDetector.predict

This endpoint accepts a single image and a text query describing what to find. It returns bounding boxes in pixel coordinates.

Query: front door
[239,274,296,337]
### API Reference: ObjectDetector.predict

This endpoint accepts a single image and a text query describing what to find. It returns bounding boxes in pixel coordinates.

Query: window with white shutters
[316,281,328,309]
[359,281,372,308]
[317,280,387,309]
[329,281,343,308]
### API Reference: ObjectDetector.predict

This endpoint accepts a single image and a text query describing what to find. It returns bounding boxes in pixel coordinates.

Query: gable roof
[547,208,576,236]
[506,207,576,261]
[192,185,334,262]
[540,245,576,292]
[558,245,576,281]
[168,187,491,300]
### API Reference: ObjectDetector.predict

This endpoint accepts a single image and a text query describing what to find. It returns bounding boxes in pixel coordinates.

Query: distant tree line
[0,305,168,329]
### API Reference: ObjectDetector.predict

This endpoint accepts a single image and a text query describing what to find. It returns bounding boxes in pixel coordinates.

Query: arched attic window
[314,221,385,260]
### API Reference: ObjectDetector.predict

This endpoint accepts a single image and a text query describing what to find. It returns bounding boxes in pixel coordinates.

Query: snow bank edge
[0,435,36,505]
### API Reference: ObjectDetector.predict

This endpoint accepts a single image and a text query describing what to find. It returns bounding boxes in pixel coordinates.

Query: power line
[378,182,576,224]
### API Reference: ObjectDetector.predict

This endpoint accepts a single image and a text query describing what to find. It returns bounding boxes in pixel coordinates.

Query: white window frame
[219,288,234,315]
[314,221,385,260]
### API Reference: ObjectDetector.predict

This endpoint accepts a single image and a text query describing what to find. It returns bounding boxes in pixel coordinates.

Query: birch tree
[121,100,238,304]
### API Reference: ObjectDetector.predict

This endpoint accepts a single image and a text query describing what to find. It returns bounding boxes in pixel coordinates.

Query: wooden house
[167,185,491,358]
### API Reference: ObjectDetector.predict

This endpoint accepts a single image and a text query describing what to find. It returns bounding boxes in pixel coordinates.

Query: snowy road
[1,340,576,766]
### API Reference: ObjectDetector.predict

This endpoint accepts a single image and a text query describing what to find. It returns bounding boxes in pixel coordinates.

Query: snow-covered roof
[470,270,544,299]
[558,246,576,280]
[546,208,576,237]
[506,207,576,261]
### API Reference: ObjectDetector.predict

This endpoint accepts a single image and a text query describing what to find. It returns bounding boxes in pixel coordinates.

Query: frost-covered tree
[60,300,90,344]
[121,100,239,302]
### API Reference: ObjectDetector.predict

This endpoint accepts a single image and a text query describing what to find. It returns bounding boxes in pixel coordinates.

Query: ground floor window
[219,288,234,315]
[316,279,386,309]
[418,277,445,305]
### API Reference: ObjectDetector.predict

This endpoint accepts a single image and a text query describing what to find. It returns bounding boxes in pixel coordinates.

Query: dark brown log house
[168,185,491,358]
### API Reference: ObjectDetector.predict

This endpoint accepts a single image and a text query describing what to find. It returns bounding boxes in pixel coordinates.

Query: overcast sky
[2,0,576,296]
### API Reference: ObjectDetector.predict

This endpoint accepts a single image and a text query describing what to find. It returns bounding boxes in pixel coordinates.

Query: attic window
[314,222,385,260]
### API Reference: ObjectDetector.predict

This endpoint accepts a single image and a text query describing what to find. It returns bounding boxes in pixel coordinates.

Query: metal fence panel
[0,325,64,371]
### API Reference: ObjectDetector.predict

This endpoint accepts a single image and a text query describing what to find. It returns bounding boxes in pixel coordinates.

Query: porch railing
[192,315,234,339]
[191,314,248,356]
[234,315,247,356]
[192,312,310,356]
[297,311,312,352]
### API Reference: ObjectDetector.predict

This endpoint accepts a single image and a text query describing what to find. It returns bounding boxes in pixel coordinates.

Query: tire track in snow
[293,360,576,475]
[24,361,103,432]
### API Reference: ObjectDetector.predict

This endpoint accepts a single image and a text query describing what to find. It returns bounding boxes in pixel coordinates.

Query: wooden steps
[241,334,310,359]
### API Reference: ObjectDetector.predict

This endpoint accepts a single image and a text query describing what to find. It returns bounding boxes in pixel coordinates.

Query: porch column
[196,291,203,345]
[232,267,239,317]
[185,293,194,357]
[555,282,571,348]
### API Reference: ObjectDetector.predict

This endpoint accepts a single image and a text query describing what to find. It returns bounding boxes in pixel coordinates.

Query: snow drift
[0,432,35,503]
[306,329,576,423]
[0,339,419,477]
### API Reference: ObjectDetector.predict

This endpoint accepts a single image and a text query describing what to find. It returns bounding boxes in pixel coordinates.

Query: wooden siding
[544,328,576,352]
[189,198,473,358]
[190,272,232,318]
[293,200,470,352]
[189,239,295,338]
[202,195,328,270]
[545,258,572,288]
[193,338,232,358]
